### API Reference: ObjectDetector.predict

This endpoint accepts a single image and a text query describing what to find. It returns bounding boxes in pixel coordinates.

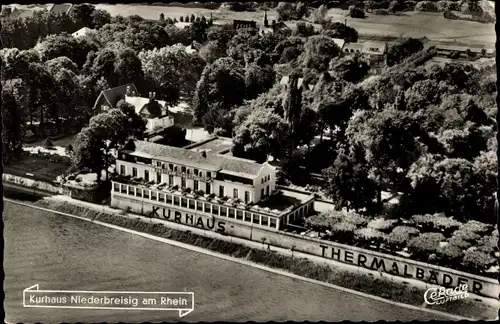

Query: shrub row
[304,210,497,277]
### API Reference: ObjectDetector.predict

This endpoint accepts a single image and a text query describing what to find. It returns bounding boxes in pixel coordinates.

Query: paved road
[4,201,455,322]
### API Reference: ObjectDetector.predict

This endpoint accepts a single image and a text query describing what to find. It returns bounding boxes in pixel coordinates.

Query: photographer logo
[424,284,469,305]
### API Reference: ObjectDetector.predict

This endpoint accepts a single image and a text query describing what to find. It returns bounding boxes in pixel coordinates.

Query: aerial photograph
[1,1,498,322]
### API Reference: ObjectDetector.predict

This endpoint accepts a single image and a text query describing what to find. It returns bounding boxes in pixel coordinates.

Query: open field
[4,201,457,322]
[95,4,495,47]
[5,154,71,181]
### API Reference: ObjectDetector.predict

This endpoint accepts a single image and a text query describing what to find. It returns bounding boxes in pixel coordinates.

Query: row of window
[154,161,211,178]
[119,165,253,203]
[113,183,278,229]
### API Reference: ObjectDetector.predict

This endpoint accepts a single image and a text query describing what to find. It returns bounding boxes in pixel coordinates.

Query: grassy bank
[30,199,496,320]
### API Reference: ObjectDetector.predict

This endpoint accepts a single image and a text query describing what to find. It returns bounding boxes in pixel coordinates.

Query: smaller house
[48,4,74,15]
[435,44,495,58]
[93,83,139,113]
[72,27,94,38]
[124,90,175,133]
[361,41,387,59]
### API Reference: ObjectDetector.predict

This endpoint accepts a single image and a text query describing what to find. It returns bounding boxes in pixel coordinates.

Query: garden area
[305,210,498,279]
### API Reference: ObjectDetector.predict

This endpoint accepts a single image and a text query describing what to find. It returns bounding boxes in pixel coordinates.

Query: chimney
[264,10,268,28]
[126,85,131,96]
[149,92,153,102]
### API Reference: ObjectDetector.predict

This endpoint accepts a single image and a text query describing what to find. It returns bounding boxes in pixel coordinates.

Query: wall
[110,193,499,299]
[147,116,174,132]
[3,174,64,195]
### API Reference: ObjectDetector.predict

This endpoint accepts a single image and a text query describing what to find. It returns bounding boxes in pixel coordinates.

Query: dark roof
[122,140,265,177]
[142,101,163,118]
[93,83,138,110]
[49,4,73,14]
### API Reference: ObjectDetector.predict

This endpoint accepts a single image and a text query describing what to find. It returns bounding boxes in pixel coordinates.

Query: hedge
[459,220,491,235]
[330,221,357,243]
[407,232,446,261]
[386,225,420,250]
[367,218,399,233]
[354,227,387,246]
[462,249,497,273]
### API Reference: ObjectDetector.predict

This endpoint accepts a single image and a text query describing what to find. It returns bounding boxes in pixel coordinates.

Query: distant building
[48,4,74,15]
[72,27,94,38]
[342,42,364,55]
[361,41,387,61]
[124,89,175,134]
[435,44,495,58]
[93,83,139,113]
[233,19,257,30]
[332,38,346,50]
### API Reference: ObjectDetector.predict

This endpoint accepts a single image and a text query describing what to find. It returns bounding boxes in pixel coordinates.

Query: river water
[4,202,452,322]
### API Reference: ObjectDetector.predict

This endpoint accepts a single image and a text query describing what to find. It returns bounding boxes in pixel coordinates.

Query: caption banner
[23,284,194,317]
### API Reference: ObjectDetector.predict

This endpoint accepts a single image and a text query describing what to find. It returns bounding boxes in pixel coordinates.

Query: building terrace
[110,173,312,219]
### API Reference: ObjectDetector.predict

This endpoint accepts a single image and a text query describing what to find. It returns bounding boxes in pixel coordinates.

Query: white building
[72,27,95,38]
[110,137,315,232]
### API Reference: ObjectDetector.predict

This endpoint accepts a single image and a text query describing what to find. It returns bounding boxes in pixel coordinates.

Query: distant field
[95,4,495,47]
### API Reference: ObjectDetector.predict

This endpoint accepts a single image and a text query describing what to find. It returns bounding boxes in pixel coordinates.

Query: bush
[462,249,497,273]
[348,5,366,18]
[367,218,399,233]
[447,236,472,250]
[451,229,480,243]
[476,234,498,255]
[180,16,184,22]
[410,214,436,230]
[305,213,335,232]
[342,212,369,227]
[331,221,357,243]
[459,220,491,235]
[407,232,446,259]
[386,225,420,250]
[437,243,464,265]
[354,227,387,246]
[432,217,463,235]
[415,1,438,12]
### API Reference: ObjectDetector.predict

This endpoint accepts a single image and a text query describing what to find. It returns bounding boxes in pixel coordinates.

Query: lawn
[95,4,495,47]
[5,153,71,182]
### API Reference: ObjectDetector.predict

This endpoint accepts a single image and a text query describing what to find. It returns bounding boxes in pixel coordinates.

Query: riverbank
[9,196,496,320]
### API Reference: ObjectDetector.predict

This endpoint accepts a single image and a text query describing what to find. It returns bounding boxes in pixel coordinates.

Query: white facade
[114,140,278,205]
[146,116,175,133]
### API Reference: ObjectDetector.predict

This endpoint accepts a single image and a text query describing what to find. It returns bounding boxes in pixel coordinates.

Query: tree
[190,14,196,22]
[321,21,358,42]
[72,127,105,178]
[199,41,226,64]
[91,9,111,29]
[329,54,370,83]
[244,64,275,99]
[35,33,94,68]
[386,38,424,66]
[323,145,378,213]
[139,44,205,104]
[312,4,328,23]
[232,108,291,163]
[346,107,424,200]
[295,22,316,37]
[300,35,341,71]
[407,154,494,222]
[44,56,79,75]
[116,100,147,139]
[192,57,246,129]
[348,6,366,18]
[159,13,165,21]
[113,47,144,86]
[2,79,26,161]
[70,4,96,29]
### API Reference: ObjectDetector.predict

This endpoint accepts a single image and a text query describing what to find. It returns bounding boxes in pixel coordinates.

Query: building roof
[122,139,266,177]
[362,41,387,55]
[93,83,138,111]
[342,42,364,53]
[125,95,168,116]
[48,4,73,14]
[72,27,94,37]
[332,38,345,49]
